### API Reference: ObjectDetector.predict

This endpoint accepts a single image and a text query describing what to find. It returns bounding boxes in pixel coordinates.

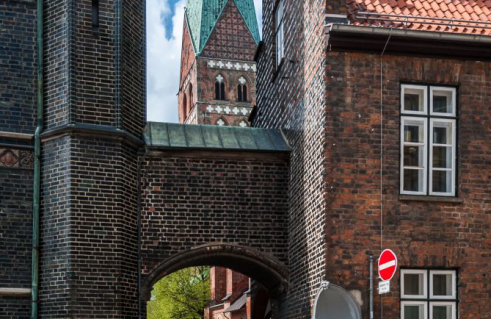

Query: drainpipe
[32,0,44,317]
[369,254,374,319]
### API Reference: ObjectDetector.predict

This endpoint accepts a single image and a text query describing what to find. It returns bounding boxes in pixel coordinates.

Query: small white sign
[378,280,390,294]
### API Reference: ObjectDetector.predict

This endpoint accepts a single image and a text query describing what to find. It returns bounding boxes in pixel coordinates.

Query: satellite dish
[312,281,361,319]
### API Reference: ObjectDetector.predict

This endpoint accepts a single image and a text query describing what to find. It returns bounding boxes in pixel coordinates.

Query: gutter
[32,0,43,317]
[328,24,491,44]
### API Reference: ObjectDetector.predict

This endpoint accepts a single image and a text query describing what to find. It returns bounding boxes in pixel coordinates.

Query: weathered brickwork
[0,0,37,134]
[0,168,33,288]
[0,298,30,319]
[39,135,140,317]
[324,52,491,318]
[254,0,328,317]
[140,152,289,298]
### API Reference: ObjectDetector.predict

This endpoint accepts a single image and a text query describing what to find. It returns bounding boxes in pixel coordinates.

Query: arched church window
[237,77,248,102]
[188,83,193,116]
[183,93,188,119]
[215,75,226,100]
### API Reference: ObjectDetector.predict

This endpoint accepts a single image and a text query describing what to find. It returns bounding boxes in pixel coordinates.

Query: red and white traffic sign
[378,249,398,281]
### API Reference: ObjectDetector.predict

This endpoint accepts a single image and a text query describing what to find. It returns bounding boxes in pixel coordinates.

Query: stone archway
[141,243,289,301]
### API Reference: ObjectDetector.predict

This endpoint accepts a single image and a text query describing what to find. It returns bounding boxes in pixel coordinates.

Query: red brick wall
[179,21,197,123]
[324,51,491,319]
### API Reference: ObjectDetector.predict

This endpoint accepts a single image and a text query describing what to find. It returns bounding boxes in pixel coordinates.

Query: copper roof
[347,0,491,36]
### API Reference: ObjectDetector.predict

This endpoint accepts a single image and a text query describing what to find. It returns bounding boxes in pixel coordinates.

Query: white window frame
[401,269,428,299]
[400,117,428,196]
[400,84,458,197]
[430,87,456,117]
[429,302,456,319]
[401,269,458,319]
[401,84,428,115]
[275,0,285,67]
[401,301,428,319]
[429,270,457,300]
[429,119,456,197]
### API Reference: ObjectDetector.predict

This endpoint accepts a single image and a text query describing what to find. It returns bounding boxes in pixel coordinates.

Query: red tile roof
[347,0,491,35]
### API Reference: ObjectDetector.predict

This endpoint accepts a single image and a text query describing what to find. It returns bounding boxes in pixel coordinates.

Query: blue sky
[146,0,263,123]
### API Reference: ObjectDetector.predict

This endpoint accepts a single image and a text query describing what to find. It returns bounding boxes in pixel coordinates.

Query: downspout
[32,0,44,317]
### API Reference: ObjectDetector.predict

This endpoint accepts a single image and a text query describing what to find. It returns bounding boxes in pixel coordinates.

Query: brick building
[178,0,259,127]
[253,0,491,318]
[0,0,490,319]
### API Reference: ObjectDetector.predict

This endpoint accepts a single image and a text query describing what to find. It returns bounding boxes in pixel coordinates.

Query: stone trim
[0,131,33,141]
[0,288,31,297]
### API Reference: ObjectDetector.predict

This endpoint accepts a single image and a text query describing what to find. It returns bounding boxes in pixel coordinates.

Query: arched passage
[141,243,289,301]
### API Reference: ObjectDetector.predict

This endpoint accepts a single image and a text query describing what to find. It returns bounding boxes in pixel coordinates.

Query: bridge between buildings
[139,122,291,313]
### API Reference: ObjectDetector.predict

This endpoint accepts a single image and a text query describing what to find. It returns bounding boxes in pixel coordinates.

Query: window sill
[272,58,285,83]
[399,195,463,203]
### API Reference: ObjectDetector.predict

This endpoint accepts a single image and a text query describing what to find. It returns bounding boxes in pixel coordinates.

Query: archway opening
[143,244,288,319]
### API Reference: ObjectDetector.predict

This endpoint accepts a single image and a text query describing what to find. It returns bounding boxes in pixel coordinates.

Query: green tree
[147,267,211,319]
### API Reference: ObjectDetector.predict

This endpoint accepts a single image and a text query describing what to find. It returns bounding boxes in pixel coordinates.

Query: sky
[146,0,263,123]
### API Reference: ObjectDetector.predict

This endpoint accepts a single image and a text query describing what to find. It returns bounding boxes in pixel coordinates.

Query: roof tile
[348,0,491,35]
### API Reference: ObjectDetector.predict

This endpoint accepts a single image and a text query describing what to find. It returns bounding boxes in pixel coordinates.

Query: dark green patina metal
[185,0,260,54]
[144,122,290,152]
[32,0,43,317]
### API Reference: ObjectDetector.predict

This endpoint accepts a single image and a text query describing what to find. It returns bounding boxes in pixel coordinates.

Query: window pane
[405,124,424,143]
[404,273,424,296]
[404,169,424,192]
[404,88,425,112]
[405,146,424,167]
[432,89,454,114]
[433,125,451,145]
[433,146,451,169]
[404,305,425,319]
[432,170,452,193]
[433,274,452,296]
[432,305,452,319]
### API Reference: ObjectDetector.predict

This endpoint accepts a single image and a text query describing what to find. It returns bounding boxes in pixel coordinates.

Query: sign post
[377,249,397,295]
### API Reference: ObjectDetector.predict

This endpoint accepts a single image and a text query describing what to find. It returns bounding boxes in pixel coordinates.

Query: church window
[188,83,193,116]
[400,84,457,197]
[275,0,285,67]
[215,75,226,100]
[237,77,247,102]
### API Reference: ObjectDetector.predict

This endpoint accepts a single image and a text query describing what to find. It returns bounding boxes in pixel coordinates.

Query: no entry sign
[378,249,398,281]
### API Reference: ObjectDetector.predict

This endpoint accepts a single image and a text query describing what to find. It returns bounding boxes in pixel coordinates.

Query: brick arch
[141,243,289,301]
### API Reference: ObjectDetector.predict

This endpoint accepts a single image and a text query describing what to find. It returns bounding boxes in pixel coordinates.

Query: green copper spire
[185,0,260,54]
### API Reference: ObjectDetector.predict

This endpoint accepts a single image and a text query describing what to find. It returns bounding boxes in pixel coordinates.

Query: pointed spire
[185,0,260,54]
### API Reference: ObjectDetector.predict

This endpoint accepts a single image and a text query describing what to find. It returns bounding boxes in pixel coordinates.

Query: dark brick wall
[44,0,70,130]
[324,51,491,319]
[0,298,30,319]
[254,0,327,318]
[39,136,71,317]
[0,0,37,134]
[44,0,145,134]
[40,135,139,317]
[140,153,289,286]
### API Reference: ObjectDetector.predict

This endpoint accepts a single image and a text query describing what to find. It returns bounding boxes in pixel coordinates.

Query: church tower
[178,0,260,127]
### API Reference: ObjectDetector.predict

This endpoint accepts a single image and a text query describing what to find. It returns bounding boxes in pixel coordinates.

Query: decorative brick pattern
[0,148,34,169]
[0,0,37,134]
[254,0,328,317]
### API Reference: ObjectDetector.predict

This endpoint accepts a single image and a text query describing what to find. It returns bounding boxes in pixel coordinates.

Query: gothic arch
[141,243,289,301]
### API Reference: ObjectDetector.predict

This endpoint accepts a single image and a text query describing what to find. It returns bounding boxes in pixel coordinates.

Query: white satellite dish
[312,281,361,319]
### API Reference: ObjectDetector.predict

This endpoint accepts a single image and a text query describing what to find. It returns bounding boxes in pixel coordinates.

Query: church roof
[185,0,261,54]
[144,122,290,152]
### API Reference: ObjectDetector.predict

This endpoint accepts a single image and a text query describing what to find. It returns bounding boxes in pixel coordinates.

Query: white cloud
[146,0,263,123]
[146,0,186,123]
